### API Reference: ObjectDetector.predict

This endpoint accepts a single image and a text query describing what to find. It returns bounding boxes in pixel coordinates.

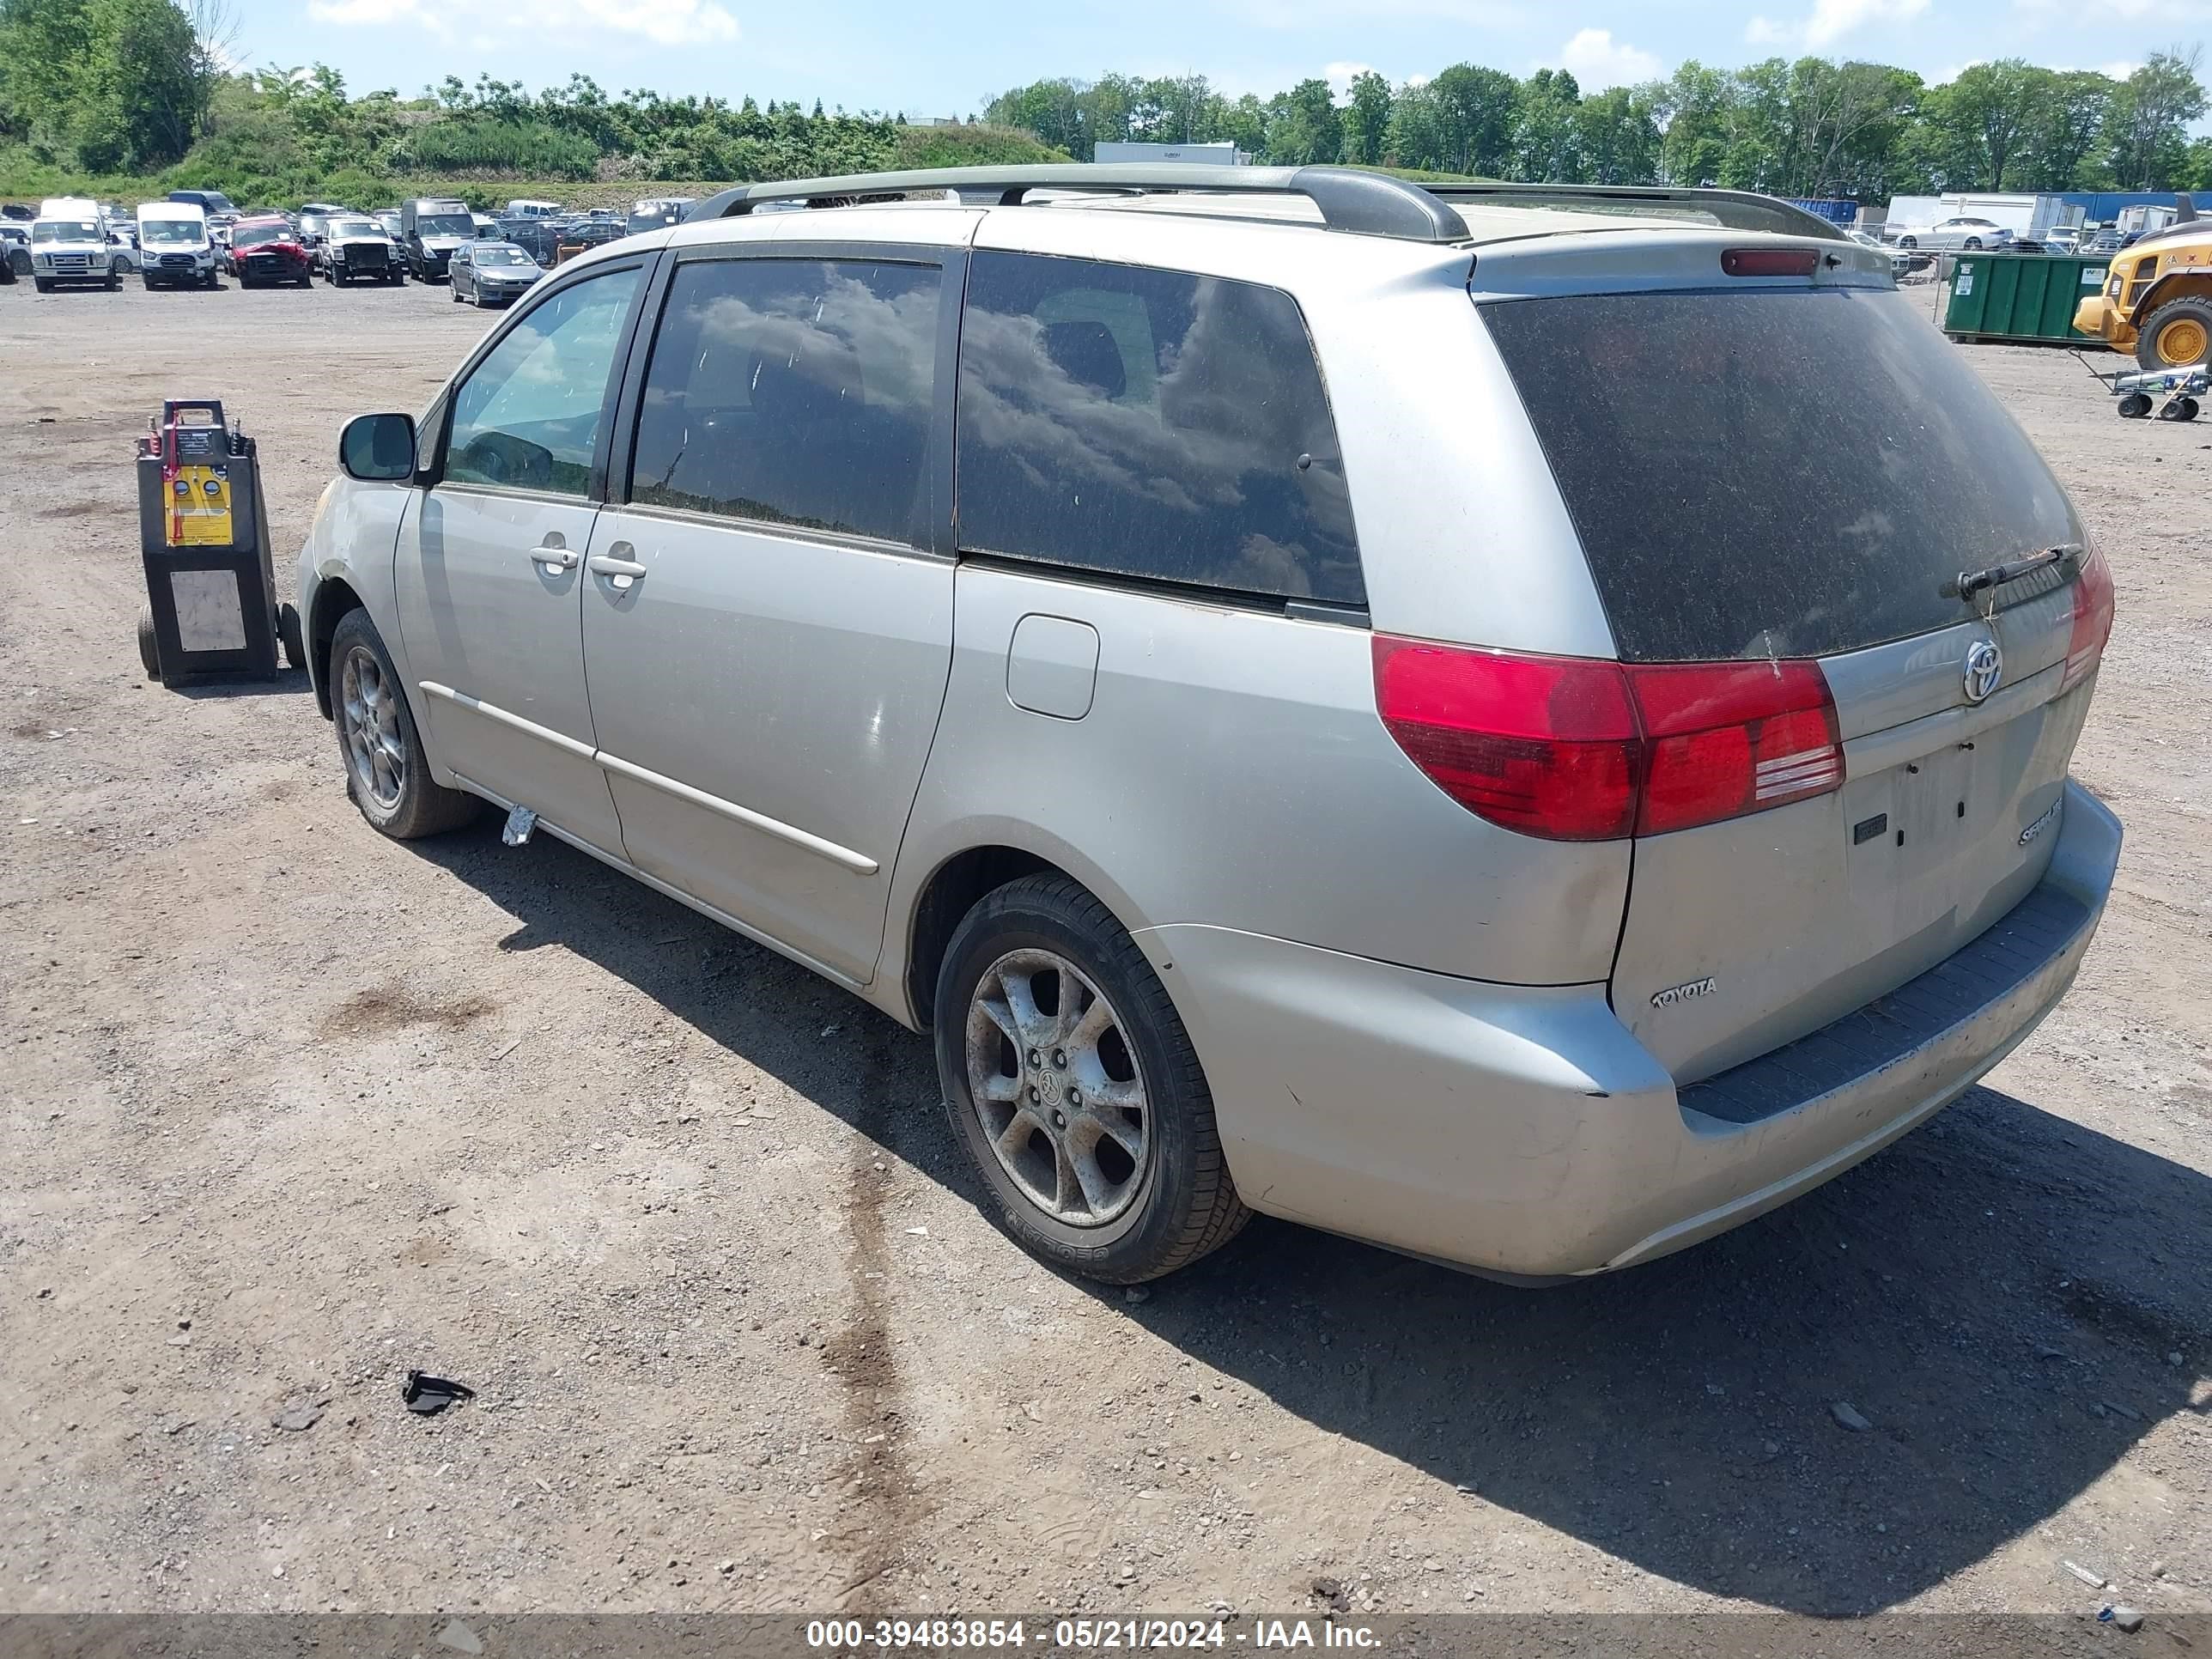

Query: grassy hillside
[0,121,1066,215]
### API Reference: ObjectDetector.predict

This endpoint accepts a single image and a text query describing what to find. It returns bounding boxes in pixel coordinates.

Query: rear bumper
[1149,779,2122,1279]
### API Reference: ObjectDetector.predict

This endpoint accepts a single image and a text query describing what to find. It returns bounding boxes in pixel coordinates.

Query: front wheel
[934,873,1249,1284]
[328,609,481,840]
[2118,392,2154,419]
[2136,295,2212,369]
[1963,237,1982,250]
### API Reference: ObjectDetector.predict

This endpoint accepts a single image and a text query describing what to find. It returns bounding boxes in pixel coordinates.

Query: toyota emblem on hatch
[1963,638,2002,705]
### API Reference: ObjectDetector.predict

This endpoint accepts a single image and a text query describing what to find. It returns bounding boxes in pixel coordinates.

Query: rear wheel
[2136,296,2212,369]
[1963,237,1983,250]
[934,873,1249,1284]
[276,601,306,670]
[329,609,480,840]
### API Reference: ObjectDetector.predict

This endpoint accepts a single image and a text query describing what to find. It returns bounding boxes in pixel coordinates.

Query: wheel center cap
[1036,1069,1063,1108]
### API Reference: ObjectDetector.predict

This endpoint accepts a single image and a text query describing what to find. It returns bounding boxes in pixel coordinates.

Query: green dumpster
[1943,251,2112,343]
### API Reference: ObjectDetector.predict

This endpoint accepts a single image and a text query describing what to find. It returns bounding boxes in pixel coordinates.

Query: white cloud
[1236,0,1523,24]
[1324,60,1380,100]
[307,0,737,46]
[1554,27,1662,90]
[1746,0,1930,49]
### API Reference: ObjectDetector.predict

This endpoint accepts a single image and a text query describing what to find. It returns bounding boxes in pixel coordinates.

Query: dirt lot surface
[1,275,2207,1626]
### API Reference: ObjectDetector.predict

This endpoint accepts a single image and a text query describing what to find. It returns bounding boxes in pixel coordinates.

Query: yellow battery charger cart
[134,399,304,685]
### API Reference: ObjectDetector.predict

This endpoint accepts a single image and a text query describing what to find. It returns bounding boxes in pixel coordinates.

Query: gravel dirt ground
[1,275,2206,1627]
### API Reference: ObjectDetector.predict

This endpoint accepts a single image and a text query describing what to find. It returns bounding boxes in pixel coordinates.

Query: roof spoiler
[1420,182,1849,241]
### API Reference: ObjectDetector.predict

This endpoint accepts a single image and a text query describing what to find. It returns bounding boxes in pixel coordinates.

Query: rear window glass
[957,250,1363,605]
[1481,288,2078,662]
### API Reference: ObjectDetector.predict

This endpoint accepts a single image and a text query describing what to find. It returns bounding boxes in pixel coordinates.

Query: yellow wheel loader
[2075,192,2212,368]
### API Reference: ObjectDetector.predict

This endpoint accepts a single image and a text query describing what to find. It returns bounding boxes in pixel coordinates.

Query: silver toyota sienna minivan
[299,166,2122,1285]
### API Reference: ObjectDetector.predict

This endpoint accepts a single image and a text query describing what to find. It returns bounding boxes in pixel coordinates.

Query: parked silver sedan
[449,240,544,307]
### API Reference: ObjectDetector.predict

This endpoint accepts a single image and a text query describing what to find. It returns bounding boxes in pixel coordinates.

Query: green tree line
[988,51,2212,197]
[0,0,1058,204]
[6,0,2209,207]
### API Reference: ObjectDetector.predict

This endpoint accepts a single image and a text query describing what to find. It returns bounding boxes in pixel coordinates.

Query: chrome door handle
[587,551,648,586]
[530,543,579,571]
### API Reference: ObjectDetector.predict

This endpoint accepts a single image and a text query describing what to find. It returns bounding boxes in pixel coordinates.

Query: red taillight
[1723,247,1821,277]
[2063,544,2114,691]
[1630,660,1843,835]
[1371,640,1638,841]
[1373,637,1844,842]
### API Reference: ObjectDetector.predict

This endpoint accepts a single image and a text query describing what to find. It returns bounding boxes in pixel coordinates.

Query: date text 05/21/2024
[805,1619,1383,1650]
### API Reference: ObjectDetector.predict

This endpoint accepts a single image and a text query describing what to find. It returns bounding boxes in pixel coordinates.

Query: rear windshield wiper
[1942,544,2079,602]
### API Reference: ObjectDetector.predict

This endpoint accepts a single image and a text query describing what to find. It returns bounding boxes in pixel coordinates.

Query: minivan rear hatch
[1481,283,2112,1083]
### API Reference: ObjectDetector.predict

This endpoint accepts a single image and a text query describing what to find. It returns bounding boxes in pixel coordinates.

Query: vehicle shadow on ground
[168,667,312,701]
[417,824,2207,1617]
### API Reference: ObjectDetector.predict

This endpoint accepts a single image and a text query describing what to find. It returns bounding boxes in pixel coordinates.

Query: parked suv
[299,166,2121,1285]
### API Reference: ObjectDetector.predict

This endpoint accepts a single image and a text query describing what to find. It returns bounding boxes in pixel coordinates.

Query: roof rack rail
[688,164,1471,245]
[1419,182,1848,241]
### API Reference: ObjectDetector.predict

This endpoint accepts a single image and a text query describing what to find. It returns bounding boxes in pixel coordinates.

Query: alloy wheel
[339,644,405,810]
[964,948,1152,1228]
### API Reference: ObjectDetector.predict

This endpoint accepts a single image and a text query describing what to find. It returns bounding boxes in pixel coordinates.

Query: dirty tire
[328,608,479,840]
[2136,295,2212,369]
[137,606,159,680]
[934,873,1249,1284]
[276,601,306,671]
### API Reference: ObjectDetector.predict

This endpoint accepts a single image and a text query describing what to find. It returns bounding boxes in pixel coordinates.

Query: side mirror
[340,412,417,483]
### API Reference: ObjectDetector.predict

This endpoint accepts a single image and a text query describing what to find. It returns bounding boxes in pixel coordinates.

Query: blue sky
[238,0,2196,110]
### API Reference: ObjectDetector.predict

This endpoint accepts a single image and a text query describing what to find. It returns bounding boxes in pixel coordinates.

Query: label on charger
[170,569,246,652]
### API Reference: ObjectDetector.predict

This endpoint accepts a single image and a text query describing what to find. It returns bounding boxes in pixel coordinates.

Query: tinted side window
[445,266,641,496]
[956,251,1362,605]
[627,258,941,547]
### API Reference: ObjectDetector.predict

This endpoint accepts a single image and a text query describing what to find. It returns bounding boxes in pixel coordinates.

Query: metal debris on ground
[2063,1559,2109,1589]
[402,1370,476,1416]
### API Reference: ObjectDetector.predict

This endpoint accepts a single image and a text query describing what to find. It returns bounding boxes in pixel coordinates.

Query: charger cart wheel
[137,607,159,679]
[2118,392,2154,419]
[276,602,306,670]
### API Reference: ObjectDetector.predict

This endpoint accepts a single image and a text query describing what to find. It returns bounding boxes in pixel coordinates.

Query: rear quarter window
[956,250,1363,605]
[1481,287,2079,662]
